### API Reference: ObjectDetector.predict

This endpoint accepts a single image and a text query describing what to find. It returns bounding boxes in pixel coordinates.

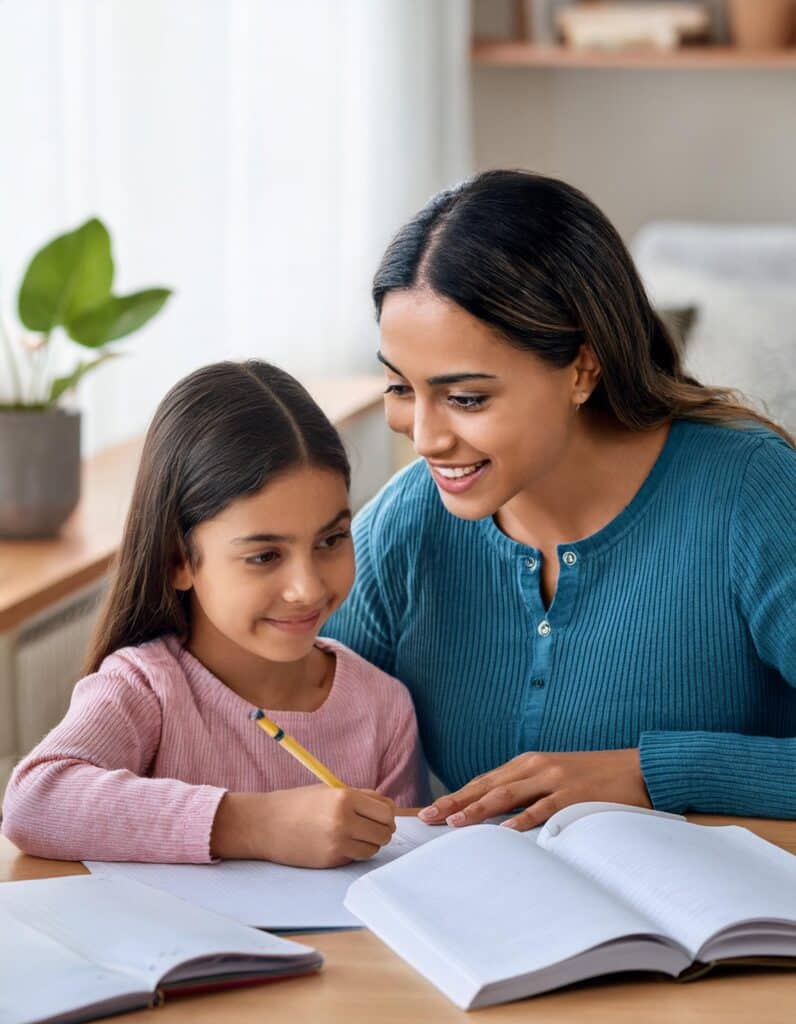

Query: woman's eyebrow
[231,508,352,545]
[377,351,498,386]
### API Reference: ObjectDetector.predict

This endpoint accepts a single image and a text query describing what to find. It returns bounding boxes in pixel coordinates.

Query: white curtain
[0,0,471,455]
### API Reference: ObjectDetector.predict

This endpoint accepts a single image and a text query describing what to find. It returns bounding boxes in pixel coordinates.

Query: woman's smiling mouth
[428,460,490,493]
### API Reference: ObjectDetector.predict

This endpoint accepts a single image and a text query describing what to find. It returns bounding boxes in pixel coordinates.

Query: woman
[323,170,795,830]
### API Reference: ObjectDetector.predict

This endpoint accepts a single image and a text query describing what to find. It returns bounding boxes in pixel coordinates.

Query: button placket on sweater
[516,547,582,750]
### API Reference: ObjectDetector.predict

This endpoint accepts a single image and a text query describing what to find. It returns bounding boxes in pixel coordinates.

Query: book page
[86,816,453,930]
[0,907,145,1024]
[540,812,796,958]
[345,823,684,1006]
[0,875,320,993]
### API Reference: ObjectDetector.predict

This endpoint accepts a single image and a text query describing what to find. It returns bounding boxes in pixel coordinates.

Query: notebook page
[86,817,452,930]
[539,812,796,959]
[0,875,319,993]
[0,906,144,1024]
[344,823,682,1008]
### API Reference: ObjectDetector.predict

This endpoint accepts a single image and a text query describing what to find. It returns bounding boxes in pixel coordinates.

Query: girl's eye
[449,394,488,410]
[317,530,351,550]
[383,383,412,398]
[246,551,279,566]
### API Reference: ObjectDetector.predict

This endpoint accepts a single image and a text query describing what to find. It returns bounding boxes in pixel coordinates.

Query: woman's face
[379,289,585,520]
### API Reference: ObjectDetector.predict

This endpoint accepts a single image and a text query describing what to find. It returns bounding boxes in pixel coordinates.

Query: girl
[2,361,427,866]
[322,169,796,829]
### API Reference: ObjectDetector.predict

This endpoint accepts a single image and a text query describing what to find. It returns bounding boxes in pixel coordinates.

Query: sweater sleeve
[1,669,226,863]
[639,435,796,817]
[322,493,398,676]
[376,684,431,809]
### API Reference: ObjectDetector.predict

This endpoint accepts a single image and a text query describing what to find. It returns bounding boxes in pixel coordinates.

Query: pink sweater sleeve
[1,671,225,863]
[375,686,431,808]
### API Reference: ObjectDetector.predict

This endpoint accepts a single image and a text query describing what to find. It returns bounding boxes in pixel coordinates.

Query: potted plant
[0,218,171,538]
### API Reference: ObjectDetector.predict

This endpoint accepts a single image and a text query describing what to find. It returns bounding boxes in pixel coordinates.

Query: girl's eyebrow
[231,508,352,545]
[377,351,498,386]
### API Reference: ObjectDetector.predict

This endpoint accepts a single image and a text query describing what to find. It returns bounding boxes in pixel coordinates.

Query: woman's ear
[572,343,601,404]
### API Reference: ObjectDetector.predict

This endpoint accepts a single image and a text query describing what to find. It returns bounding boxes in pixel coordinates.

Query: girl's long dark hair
[85,360,350,673]
[374,169,793,445]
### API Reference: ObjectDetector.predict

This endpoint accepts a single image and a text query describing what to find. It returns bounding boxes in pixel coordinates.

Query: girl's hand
[418,749,651,831]
[211,785,396,867]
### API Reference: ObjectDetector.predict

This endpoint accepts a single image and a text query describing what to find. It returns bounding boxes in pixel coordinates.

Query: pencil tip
[249,708,264,720]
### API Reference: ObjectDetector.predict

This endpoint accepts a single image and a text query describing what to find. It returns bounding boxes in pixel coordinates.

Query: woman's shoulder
[672,418,794,486]
[356,458,448,547]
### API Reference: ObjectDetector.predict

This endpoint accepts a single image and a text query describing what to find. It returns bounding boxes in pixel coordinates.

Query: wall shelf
[472,40,796,70]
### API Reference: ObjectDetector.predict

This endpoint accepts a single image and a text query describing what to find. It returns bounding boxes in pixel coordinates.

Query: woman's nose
[412,405,455,458]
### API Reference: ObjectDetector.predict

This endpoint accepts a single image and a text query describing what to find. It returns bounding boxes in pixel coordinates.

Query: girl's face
[173,466,354,664]
[379,290,590,520]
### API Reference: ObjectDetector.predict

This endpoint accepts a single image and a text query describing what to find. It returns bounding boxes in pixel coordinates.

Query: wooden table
[3,814,796,1023]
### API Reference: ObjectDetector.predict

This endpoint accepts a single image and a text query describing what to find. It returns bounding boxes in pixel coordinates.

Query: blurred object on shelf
[556,3,712,50]
[523,0,576,43]
[728,0,795,49]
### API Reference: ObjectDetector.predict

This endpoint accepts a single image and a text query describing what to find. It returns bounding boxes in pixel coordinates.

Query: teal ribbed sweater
[323,420,796,818]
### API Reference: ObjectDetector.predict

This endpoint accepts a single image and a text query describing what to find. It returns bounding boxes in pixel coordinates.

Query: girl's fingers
[345,838,384,861]
[354,790,397,827]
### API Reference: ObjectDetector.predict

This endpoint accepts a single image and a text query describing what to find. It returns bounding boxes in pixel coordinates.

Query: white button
[537,620,551,638]
[525,557,537,571]
[547,823,561,838]
[562,550,577,566]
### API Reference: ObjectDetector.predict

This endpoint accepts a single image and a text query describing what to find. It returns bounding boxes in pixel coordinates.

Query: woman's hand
[418,749,651,831]
[211,785,396,867]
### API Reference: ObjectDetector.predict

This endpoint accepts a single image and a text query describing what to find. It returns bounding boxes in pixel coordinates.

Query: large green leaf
[65,288,172,348]
[18,218,114,332]
[47,351,121,405]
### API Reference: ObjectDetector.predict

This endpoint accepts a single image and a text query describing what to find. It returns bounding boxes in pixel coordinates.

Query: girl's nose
[281,560,327,607]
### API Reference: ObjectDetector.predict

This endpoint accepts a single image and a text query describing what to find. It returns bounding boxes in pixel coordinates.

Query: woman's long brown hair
[84,360,350,673]
[373,169,793,446]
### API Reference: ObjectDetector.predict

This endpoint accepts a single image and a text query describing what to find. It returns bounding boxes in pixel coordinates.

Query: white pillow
[640,263,796,434]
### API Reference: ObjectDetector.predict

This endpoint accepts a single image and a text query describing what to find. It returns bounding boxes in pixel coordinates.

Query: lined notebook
[0,874,321,1024]
[344,802,796,1010]
[86,816,452,929]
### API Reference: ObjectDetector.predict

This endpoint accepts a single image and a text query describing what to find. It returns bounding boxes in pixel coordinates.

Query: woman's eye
[383,383,412,398]
[449,394,488,410]
[246,551,279,566]
[318,530,351,550]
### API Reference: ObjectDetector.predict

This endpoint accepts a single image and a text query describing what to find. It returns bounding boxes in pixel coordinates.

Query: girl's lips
[429,460,490,494]
[263,611,322,634]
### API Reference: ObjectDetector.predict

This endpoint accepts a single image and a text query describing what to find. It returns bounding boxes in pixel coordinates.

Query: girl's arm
[376,686,431,809]
[1,670,226,863]
[2,666,398,866]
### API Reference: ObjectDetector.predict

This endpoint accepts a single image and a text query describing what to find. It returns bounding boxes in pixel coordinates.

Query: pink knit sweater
[2,636,427,863]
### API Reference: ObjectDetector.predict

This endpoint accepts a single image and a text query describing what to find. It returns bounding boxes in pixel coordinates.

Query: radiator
[1,582,106,799]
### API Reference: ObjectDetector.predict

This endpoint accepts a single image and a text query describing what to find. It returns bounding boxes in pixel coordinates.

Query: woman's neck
[496,412,671,551]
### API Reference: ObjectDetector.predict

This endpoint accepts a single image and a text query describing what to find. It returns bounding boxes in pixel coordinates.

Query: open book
[344,802,796,1010]
[0,874,321,1024]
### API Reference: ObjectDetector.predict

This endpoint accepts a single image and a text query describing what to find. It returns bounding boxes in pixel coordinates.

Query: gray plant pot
[0,408,81,538]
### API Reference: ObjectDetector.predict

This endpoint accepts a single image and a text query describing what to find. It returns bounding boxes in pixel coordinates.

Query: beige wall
[472,5,796,242]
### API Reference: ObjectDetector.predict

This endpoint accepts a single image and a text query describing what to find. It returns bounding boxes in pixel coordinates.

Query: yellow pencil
[249,708,346,788]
